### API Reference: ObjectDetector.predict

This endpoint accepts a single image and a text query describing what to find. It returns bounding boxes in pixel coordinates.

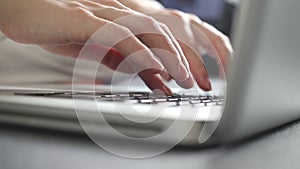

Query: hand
[119,0,234,89]
[0,0,232,95]
[0,0,196,95]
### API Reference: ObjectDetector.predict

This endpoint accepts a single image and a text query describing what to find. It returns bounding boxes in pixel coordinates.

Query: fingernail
[203,78,212,91]
[163,86,173,96]
[177,76,194,89]
[152,89,165,95]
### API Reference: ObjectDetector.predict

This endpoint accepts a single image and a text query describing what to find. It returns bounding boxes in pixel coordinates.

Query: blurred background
[158,0,240,37]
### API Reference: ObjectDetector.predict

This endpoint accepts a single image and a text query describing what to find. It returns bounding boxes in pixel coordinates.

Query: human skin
[0,0,232,95]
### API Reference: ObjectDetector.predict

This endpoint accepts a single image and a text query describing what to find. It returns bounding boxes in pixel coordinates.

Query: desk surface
[0,121,300,169]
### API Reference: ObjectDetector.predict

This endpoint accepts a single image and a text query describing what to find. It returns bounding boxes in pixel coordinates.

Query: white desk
[0,120,300,169]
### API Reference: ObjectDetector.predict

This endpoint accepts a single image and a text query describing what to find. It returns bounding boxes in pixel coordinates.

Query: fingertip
[194,74,212,91]
[172,64,190,82]
[202,78,212,91]
[162,86,173,96]
[176,76,194,89]
[152,85,173,96]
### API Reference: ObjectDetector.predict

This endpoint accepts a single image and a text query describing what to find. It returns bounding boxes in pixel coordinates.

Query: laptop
[0,0,300,152]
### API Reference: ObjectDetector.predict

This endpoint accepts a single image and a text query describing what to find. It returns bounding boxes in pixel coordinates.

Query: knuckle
[119,26,132,35]
[78,0,103,8]
[168,9,184,18]
[65,1,95,17]
[112,24,133,37]
[217,34,229,45]
[141,16,159,28]
[102,0,120,6]
[188,13,198,19]
[79,8,94,18]
[84,22,134,48]
[159,23,169,30]
[66,1,86,9]
[215,35,232,54]
[189,13,202,22]
[69,7,94,18]
[131,15,162,34]
[116,8,136,16]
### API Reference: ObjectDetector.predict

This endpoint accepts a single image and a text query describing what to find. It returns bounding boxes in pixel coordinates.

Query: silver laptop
[0,0,299,150]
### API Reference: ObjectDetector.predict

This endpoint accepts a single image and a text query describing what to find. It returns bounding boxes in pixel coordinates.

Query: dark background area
[158,0,237,37]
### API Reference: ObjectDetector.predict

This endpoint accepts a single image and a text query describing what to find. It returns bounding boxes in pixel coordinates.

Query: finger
[117,0,165,12]
[64,9,165,73]
[53,6,165,74]
[189,15,233,73]
[90,7,192,87]
[41,43,138,73]
[67,0,129,10]
[139,71,173,96]
[89,0,129,9]
[179,42,212,91]
[73,43,136,73]
[147,12,210,89]
[158,23,194,88]
[158,20,211,90]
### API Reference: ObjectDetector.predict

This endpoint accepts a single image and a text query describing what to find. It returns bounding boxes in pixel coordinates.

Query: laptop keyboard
[15,91,224,107]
